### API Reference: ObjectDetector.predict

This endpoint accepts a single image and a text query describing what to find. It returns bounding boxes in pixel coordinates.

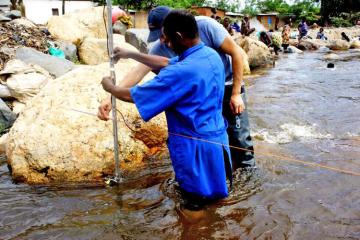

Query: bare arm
[97,63,150,121]
[101,76,133,103]
[219,35,245,114]
[118,63,151,87]
[114,47,169,71]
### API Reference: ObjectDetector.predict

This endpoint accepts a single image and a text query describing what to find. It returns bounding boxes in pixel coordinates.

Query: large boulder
[46,7,108,45]
[16,47,75,78]
[6,61,169,184]
[307,27,360,41]
[323,53,341,61]
[0,59,52,103]
[287,46,303,54]
[79,34,138,65]
[327,39,351,51]
[235,37,272,69]
[297,39,325,51]
[125,28,151,54]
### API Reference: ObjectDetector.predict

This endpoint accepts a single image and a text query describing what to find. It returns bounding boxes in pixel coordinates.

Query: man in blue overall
[98,6,255,171]
[101,10,232,212]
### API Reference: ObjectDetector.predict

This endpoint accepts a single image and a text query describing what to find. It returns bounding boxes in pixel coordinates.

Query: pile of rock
[0,18,52,70]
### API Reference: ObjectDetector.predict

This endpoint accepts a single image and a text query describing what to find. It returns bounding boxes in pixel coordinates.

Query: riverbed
[1,50,360,239]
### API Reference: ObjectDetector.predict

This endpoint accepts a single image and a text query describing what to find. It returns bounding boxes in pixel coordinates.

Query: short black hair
[163,10,198,40]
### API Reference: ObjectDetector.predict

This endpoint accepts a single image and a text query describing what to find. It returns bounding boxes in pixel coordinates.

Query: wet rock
[125,28,150,54]
[318,46,331,53]
[297,39,323,51]
[323,53,340,61]
[79,34,137,65]
[16,47,74,78]
[56,41,78,62]
[47,7,108,45]
[235,36,272,69]
[327,63,335,68]
[0,59,52,103]
[6,60,169,184]
[327,40,351,51]
[4,10,21,20]
[350,40,360,49]
[287,46,303,54]
[113,20,127,35]
[0,99,17,134]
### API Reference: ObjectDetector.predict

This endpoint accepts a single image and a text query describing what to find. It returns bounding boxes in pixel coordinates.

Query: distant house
[191,6,225,18]
[0,0,10,12]
[257,12,279,30]
[22,0,95,24]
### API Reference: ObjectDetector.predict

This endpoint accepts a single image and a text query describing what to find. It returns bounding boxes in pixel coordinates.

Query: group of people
[99,7,255,216]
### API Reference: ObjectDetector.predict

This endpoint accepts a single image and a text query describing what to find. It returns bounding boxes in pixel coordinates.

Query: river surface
[1,50,360,239]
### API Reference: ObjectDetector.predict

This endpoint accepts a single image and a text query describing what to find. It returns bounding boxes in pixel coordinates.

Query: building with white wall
[23,0,94,24]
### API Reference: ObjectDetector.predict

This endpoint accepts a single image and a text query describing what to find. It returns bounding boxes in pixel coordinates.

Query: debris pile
[0,20,53,70]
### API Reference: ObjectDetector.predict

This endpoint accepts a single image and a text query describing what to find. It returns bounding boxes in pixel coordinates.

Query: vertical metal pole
[106,0,121,181]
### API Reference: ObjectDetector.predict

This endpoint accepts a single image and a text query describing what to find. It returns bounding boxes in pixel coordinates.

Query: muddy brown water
[1,50,360,239]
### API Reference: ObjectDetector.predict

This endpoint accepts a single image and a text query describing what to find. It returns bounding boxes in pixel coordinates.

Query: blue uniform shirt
[131,42,231,199]
[149,16,233,83]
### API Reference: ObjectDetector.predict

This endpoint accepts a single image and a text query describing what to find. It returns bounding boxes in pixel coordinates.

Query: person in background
[98,6,256,171]
[298,17,308,41]
[232,21,241,33]
[282,21,291,51]
[223,17,234,36]
[101,10,232,217]
[241,16,255,36]
[260,30,281,55]
[210,7,217,19]
[316,27,328,40]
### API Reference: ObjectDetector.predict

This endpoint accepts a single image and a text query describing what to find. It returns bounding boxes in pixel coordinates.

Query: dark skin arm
[101,76,133,103]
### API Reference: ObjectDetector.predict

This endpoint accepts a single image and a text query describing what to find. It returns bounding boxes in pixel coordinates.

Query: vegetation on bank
[94,0,359,27]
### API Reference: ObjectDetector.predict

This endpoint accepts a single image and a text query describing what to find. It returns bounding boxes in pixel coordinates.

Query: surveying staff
[98,6,255,171]
[101,10,232,211]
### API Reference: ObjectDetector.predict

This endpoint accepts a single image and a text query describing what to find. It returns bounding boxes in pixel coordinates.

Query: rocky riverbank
[1,7,360,184]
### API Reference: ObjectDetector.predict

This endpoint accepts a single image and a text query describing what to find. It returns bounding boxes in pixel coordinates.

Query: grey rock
[125,28,150,53]
[4,10,21,20]
[56,41,78,62]
[113,20,127,35]
[16,47,75,78]
[0,14,11,22]
[0,98,17,134]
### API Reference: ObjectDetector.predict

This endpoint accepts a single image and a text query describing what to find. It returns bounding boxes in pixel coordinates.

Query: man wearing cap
[101,10,232,213]
[98,6,255,171]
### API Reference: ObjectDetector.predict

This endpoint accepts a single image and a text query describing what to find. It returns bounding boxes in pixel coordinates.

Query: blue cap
[147,6,171,43]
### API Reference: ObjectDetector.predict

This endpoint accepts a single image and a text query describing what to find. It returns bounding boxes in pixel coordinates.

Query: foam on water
[253,123,333,144]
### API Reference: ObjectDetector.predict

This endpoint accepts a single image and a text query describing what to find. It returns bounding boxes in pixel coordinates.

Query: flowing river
[1,50,360,239]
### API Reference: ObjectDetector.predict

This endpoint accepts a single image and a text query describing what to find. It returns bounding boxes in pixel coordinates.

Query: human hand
[113,47,131,63]
[101,76,115,93]
[97,97,112,121]
[229,93,245,115]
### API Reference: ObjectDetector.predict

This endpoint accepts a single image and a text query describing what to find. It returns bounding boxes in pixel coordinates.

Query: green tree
[241,0,259,17]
